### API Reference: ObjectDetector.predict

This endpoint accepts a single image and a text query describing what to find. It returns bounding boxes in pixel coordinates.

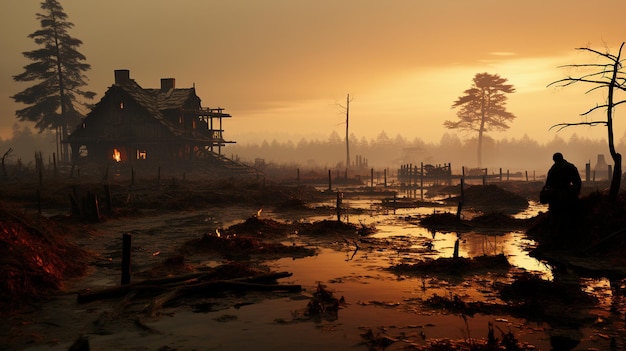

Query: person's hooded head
[553,152,564,162]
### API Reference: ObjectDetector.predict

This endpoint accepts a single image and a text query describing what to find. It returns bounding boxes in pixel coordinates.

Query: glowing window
[119,102,124,110]
[79,145,88,157]
[113,148,121,162]
[136,150,147,160]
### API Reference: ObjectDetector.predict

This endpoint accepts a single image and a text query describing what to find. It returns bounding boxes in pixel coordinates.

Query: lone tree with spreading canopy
[11,0,95,163]
[445,72,516,167]
[548,42,626,201]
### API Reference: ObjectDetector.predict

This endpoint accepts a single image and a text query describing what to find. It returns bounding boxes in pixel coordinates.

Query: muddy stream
[9,192,626,351]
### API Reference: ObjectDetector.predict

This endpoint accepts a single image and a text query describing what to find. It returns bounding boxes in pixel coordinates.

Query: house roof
[70,78,202,140]
[115,79,189,136]
[147,88,198,111]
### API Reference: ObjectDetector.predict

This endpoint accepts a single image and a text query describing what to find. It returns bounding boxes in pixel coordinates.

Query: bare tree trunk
[345,94,350,170]
[1,148,12,179]
[610,154,622,200]
[477,130,483,167]
[607,48,623,201]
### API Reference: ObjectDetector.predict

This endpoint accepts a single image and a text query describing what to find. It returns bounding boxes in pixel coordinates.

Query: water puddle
[19,192,625,350]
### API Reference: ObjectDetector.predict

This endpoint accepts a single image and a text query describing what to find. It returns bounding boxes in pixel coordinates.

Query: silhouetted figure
[544,152,581,239]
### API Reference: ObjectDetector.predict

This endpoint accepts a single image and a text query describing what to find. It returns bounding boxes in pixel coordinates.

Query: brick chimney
[160,78,175,91]
[114,69,130,84]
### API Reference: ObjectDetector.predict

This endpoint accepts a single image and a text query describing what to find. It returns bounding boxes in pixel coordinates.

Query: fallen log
[77,271,295,304]
[144,280,302,316]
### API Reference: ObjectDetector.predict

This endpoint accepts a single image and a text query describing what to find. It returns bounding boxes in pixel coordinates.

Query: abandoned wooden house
[65,69,234,166]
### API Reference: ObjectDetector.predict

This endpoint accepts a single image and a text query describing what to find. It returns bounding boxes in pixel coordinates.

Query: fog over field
[1,124,621,180]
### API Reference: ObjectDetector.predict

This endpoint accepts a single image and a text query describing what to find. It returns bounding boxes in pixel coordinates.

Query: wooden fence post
[328,170,332,191]
[336,192,342,222]
[420,162,424,200]
[121,233,132,285]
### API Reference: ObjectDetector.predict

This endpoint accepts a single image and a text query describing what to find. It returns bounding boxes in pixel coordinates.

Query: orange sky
[2,0,626,145]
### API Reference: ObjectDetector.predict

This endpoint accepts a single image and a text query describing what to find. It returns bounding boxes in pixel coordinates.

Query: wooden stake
[121,233,132,285]
[328,170,332,191]
[336,192,342,222]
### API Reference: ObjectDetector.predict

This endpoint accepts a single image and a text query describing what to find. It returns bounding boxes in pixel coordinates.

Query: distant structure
[593,154,609,180]
[65,69,233,165]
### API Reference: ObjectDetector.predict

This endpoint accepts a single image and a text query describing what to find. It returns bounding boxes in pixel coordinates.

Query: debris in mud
[359,327,398,350]
[77,262,301,317]
[298,219,376,237]
[304,283,344,322]
[280,283,346,324]
[390,254,511,276]
[358,322,537,351]
[0,205,89,312]
[180,217,316,259]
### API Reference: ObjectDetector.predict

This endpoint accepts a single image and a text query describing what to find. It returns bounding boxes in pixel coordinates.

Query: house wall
[71,88,181,164]
[68,72,226,166]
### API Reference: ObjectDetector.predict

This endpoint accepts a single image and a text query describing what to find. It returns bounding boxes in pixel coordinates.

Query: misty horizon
[1,123,621,180]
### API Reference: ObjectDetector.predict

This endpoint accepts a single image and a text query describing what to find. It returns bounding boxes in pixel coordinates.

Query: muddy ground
[1,172,626,351]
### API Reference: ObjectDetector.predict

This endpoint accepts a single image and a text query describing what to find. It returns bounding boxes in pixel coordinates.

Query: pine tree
[11,0,95,163]
[444,73,516,167]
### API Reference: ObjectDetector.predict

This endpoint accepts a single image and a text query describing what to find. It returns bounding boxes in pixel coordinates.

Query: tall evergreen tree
[444,73,516,167]
[11,0,95,162]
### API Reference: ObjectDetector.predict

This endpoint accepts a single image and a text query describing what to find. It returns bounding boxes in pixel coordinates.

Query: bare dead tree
[1,148,13,179]
[548,42,626,201]
[337,94,354,172]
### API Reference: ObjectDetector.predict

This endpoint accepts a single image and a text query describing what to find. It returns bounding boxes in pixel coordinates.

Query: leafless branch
[576,47,618,61]
[548,76,612,88]
[549,121,608,132]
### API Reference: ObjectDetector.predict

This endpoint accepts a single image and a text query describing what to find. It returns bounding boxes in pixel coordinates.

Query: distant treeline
[1,125,623,176]
[228,131,626,175]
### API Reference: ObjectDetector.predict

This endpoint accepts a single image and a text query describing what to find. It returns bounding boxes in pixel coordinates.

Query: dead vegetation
[2,175,626,350]
[0,204,90,313]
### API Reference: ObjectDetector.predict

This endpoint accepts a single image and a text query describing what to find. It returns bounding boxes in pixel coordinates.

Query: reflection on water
[143,247,556,351]
[301,197,552,278]
[39,191,621,351]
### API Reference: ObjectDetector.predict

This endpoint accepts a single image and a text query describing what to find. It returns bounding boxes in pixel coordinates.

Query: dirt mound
[226,215,296,237]
[298,219,376,237]
[419,211,535,231]
[419,212,468,232]
[390,254,511,276]
[0,206,89,312]
[446,184,529,213]
[181,231,315,260]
